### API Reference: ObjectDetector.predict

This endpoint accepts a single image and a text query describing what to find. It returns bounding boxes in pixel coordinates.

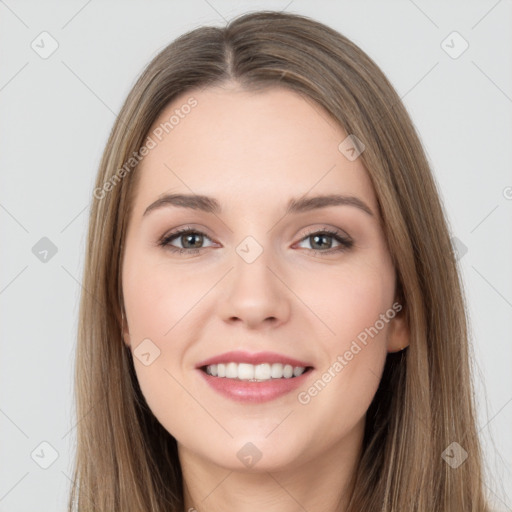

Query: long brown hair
[69,10,490,511]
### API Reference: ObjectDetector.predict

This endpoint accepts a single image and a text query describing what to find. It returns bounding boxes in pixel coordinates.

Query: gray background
[1,0,511,510]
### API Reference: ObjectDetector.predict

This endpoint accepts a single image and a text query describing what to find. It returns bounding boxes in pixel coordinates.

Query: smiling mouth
[201,362,314,382]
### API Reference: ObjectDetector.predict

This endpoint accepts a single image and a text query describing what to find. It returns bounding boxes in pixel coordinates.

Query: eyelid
[159,226,346,244]
[297,225,352,243]
[158,224,216,247]
[158,224,353,255]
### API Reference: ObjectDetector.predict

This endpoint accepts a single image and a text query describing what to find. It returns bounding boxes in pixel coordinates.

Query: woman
[69,10,490,511]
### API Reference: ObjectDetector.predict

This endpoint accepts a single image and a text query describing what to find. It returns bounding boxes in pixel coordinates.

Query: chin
[188,433,311,473]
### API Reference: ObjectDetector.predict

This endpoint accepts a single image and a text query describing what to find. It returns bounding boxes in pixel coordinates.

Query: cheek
[122,253,213,423]
[122,257,201,434]
[294,260,394,412]
[122,255,207,344]
[301,258,395,350]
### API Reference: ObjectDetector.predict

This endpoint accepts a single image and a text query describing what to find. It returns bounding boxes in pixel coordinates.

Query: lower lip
[197,369,313,403]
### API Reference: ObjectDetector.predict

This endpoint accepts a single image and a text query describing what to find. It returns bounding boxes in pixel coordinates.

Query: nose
[218,247,292,330]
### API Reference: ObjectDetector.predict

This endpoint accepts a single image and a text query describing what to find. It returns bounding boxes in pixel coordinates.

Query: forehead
[132,85,377,216]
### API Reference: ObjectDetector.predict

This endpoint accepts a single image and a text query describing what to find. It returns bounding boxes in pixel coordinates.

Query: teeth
[238,363,255,380]
[271,363,283,378]
[226,362,238,378]
[293,366,305,377]
[205,362,307,381]
[254,363,271,380]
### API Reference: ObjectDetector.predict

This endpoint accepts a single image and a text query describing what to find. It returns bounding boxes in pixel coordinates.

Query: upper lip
[195,350,313,369]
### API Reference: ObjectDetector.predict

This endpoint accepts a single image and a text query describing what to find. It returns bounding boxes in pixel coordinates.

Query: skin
[121,83,409,512]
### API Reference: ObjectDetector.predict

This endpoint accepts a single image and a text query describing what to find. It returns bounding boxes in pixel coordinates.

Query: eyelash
[158,226,354,256]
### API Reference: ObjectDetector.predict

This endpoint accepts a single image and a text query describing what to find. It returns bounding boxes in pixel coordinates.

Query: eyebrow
[143,193,374,217]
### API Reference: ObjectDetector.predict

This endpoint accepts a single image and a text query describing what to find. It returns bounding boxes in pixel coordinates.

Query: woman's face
[121,84,408,472]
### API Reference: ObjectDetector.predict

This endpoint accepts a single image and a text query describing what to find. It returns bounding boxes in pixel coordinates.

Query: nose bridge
[218,231,291,328]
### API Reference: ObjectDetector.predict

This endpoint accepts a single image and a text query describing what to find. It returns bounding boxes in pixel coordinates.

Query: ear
[386,306,409,353]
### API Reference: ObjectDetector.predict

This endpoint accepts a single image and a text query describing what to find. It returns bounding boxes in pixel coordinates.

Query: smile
[196,351,314,403]
[203,362,307,381]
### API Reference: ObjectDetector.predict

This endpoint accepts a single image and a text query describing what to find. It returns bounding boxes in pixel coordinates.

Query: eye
[158,226,353,256]
[158,227,215,254]
[295,228,353,255]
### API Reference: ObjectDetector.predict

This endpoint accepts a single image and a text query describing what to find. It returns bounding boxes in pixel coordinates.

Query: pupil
[312,234,331,250]
[184,233,202,248]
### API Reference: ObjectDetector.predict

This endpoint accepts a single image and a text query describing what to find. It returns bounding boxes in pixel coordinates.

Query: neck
[179,418,363,512]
